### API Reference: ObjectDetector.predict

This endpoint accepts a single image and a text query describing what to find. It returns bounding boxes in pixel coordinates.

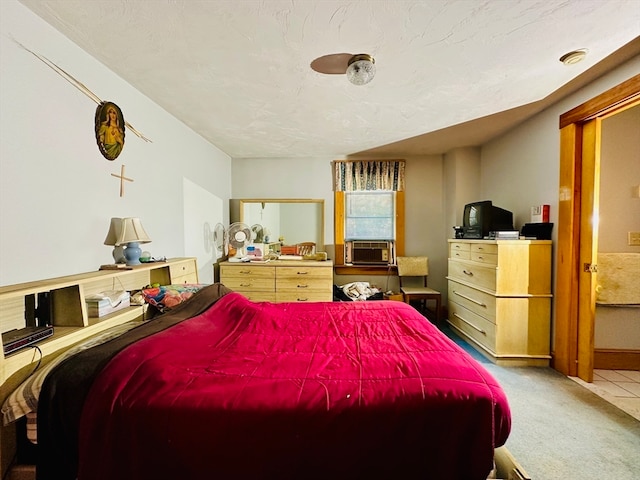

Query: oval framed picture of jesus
[95,101,125,160]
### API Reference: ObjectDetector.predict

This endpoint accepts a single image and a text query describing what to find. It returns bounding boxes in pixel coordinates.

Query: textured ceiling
[18,0,640,159]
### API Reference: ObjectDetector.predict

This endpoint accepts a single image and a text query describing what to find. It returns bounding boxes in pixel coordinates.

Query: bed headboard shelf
[0,258,198,385]
[0,257,198,477]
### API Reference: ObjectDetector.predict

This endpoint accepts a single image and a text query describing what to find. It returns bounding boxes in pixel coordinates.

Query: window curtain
[332,160,405,192]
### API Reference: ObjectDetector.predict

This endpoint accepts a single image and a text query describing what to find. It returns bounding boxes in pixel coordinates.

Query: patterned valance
[332,160,405,191]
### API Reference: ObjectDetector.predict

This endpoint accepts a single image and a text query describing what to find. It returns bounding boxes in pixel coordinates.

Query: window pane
[345,192,395,240]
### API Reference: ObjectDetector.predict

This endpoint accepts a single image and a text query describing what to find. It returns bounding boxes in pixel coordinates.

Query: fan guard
[251,223,264,243]
[213,222,227,256]
[227,222,252,261]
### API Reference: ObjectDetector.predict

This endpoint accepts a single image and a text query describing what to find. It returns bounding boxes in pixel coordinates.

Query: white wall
[0,1,232,286]
[232,155,447,295]
[481,57,640,237]
[480,55,640,350]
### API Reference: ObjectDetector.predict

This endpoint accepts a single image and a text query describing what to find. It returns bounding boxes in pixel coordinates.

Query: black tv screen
[463,201,514,239]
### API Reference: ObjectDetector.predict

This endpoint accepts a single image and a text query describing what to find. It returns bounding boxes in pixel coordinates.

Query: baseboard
[594,348,640,370]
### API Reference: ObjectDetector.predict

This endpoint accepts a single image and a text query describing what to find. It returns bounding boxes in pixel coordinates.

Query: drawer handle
[296,271,309,275]
[453,290,486,307]
[297,298,309,302]
[297,284,309,288]
[239,270,251,275]
[240,283,252,287]
[477,256,484,260]
[462,270,474,276]
[453,313,486,335]
[454,245,461,249]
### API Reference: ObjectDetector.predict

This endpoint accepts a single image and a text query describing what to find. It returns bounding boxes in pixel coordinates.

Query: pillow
[141,284,208,313]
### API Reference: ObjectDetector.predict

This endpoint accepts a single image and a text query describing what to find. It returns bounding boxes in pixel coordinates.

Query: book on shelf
[99,264,133,271]
[85,290,131,317]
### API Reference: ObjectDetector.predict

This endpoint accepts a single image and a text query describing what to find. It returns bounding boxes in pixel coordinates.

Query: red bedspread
[78,292,510,479]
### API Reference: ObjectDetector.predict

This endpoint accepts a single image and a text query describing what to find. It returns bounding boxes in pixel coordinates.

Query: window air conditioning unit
[345,241,394,265]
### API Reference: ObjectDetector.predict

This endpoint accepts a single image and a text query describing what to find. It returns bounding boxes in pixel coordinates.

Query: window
[332,160,405,270]
[345,191,395,240]
[334,190,404,269]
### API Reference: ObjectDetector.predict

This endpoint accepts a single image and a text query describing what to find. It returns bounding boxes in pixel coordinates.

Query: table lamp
[116,217,151,266]
[103,217,126,264]
[104,217,151,266]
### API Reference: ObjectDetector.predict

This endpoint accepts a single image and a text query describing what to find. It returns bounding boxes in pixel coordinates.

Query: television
[462,201,514,239]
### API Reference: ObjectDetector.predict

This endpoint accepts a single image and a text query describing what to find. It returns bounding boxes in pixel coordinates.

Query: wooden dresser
[446,239,552,366]
[219,259,333,302]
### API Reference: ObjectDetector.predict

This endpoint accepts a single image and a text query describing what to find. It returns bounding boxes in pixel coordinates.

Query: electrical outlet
[629,232,640,246]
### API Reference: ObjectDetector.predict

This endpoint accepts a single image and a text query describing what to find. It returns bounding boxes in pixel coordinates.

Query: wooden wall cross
[111,164,133,197]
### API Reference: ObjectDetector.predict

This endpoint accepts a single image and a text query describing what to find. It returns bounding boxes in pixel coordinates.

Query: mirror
[230,199,324,251]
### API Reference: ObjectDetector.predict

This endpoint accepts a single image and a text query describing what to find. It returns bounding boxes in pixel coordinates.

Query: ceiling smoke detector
[559,49,588,65]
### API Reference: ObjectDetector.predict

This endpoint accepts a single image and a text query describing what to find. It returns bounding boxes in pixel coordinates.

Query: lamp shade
[117,217,151,266]
[346,54,375,86]
[115,217,151,246]
[104,217,123,246]
[103,217,126,264]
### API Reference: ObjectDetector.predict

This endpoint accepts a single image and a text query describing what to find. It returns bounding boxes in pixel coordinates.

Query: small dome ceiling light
[559,49,588,65]
[346,54,376,85]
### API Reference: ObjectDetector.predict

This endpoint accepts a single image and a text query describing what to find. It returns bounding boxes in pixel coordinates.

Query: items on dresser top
[446,239,552,366]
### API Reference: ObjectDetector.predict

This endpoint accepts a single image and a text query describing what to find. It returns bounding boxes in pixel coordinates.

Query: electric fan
[213,222,227,257]
[251,224,264,243]
[227,222,252,262]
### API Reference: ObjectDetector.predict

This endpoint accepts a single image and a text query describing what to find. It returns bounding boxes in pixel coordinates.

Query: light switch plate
[629,232,640,246]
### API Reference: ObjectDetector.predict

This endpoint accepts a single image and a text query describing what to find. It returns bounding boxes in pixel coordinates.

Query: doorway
[554,74,640,382]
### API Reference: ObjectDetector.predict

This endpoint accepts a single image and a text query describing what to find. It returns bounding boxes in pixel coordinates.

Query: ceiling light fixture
[559,49,587,65]
[346,54,376,85]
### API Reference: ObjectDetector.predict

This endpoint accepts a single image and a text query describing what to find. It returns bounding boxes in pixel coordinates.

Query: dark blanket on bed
[36,283,233,480]
[39,284,510,480]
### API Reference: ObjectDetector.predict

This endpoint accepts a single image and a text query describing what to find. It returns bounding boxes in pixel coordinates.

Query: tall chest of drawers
[219,260,333,302]
[447,239,552,366]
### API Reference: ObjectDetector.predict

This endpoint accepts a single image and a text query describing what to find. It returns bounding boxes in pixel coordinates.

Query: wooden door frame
[554,74,640,378]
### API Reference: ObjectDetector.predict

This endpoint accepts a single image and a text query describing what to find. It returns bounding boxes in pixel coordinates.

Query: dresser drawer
[220,264,275,279]
[276,291,332,302]
[222,276,275,291]
[170,260,199,284]
[277,277,332,293]
[450,249,471,261]
[449,242,471,260]
[448,301,496,352]
[470,251,497,265]
[470,243,498,255]
[448,259,496,292]
[276,266,333,280]
[448,281,496,324]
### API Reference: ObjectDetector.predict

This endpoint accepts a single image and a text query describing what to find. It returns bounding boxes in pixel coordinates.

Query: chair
[396,256,441,324]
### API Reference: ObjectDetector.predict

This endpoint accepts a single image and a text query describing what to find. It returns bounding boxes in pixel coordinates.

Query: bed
[29,283,510,479]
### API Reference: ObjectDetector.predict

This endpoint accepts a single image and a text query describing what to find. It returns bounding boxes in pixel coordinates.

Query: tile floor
[570,369,640,421]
